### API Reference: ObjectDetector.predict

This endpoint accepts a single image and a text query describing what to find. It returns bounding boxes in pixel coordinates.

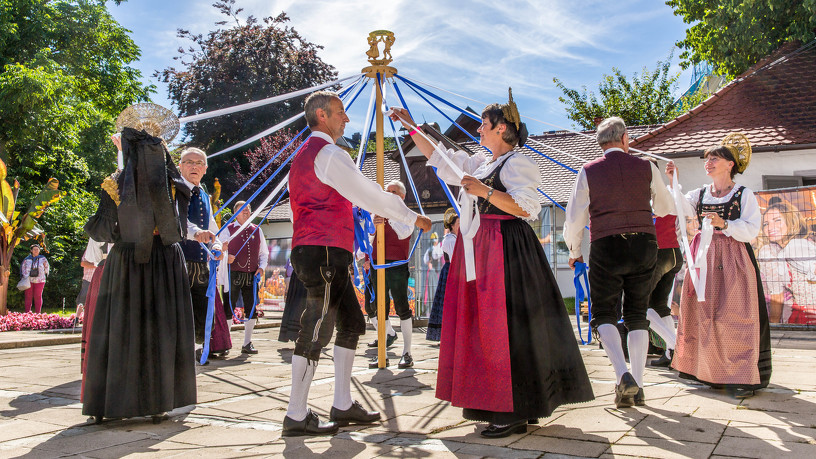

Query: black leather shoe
[650,349,673,367]
[732,388,755,399]
[195,348,209,365]
[241,342,258,354]
[615,372,639,408]
[480,420,527,438]
[329,401,381,426]
[634,387,645,406]
[367,333,398,348]
[282,409,338,437]
[397,352,414,369]
[368,356,389,369]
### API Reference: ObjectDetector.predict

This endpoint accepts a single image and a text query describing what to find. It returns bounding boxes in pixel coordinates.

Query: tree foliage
[157,0,337,195]
[554,56,683,130]
[0,0,151,310]
[227,128,303,203]
[667,0,816,78]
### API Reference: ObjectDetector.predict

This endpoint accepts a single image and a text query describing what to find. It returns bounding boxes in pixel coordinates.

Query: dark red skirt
[436,215,594,422]
[80,261,105,401]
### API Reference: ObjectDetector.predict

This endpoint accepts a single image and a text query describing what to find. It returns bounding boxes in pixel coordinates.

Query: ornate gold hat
[720,133,752,173]
[443,207,458,227]
[500,88,521,131]
[115,103,180,142]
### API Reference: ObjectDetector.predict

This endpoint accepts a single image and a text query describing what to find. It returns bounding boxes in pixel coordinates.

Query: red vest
[371,220,411,262]
[655,215,679,249]
[290,136,354,252]
[227,222,262,272]
[584,150,655,241]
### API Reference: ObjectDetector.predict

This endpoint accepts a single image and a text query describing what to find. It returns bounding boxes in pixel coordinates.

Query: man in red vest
[224,200,268,355]
[564,117,674,409]
[363,180,415,369]
[284,90,431,436]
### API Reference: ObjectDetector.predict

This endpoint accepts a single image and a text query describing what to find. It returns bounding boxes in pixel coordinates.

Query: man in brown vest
[564,117,674,408]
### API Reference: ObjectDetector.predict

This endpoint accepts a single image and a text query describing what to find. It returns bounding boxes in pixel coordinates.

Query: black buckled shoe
[615,372,639,408]
[397,352,414,369]
[480,420,528,438]
[367,333,398,348]
[650,349,673,368]
[241,342,258,354]
[329,401,381,427]
[634,387,645,406]
[282,409,338,437]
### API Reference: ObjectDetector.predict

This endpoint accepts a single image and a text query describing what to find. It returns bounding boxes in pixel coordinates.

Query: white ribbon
[672,173,714,301]
[208,112,304,158]
[178,74,362,124]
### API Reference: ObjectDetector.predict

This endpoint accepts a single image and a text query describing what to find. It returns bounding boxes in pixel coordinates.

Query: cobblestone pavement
[0,326,815,458]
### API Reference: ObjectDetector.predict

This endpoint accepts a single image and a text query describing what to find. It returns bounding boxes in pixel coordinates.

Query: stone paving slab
[1,327,816,458]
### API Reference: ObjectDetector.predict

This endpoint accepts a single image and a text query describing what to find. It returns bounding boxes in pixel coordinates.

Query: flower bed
[0,312,79,332]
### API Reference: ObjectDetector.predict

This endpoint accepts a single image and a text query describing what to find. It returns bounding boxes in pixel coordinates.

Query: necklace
[711,183,734,197]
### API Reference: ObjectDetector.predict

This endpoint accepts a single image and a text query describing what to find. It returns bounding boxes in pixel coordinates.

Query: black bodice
[696,185,744,227]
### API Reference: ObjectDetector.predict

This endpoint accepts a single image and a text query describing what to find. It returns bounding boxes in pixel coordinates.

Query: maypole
[362,30,397,369]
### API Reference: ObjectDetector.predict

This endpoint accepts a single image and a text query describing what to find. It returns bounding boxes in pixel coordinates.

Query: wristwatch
[485,187,494,204]
[722,220,729,231]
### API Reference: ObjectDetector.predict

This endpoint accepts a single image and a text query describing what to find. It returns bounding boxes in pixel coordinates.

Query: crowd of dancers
[77,88,771,438]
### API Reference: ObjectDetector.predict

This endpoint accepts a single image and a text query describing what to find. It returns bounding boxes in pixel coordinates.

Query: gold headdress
[720,133,752,173]
[115,103,180,142]
[501,88,521,131]
[443,207,458,228]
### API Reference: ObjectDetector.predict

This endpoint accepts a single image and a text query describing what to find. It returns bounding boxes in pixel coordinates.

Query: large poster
[752,186,816,324]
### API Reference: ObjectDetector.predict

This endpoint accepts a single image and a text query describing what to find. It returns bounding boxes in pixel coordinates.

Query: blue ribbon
[198,244,221,364]
[573,261,593,345]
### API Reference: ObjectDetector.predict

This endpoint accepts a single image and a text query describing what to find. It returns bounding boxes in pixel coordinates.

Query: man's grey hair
[386,180,407,197]
[596,117,627,147]
[180,147,207,165]
[304,90,340,128]
[234,200,251,213]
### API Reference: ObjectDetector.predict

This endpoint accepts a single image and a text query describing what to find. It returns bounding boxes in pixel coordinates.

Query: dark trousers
[230,271,259,319]
[76,279,91,306]
[364,263,412,321]
[291,245,366,361]
[589,233,657,332]
[187,261,210,344]
[649,247,683,317]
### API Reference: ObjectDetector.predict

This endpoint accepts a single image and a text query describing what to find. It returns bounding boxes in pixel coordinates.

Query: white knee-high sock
[646,308,676,350]
[662,315,677,351]
[370,316,379,333]
[627,329,649,388]
[400,318,412,355]
[385,317,395,336]
[597,324,629,384]
[243,318,256,346]
[286,355,315,421]
[333,346,355,411]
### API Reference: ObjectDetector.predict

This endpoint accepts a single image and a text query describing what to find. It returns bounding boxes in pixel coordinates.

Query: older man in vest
[564,117,674,409]
[178,147,223,364]
[363,179,416,369]
[224,201,268,355]
[283,90,431,436]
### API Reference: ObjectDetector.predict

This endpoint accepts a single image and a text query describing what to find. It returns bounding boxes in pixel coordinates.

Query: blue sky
[109,0,693,148]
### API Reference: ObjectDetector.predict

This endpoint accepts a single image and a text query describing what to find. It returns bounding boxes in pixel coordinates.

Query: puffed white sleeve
[499,154,541,221]
[723,188,760,242]
[426,148,487,185]
[388,219,413,240]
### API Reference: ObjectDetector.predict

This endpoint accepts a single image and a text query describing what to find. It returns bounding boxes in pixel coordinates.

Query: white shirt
[182,177,223,252]
[387,219,413,240]
[442,232,457,260]
[563,148,676,259]
[426,148,542,221]
[221,223,269,272]
[311,131,418,227]
[680,184,760,243]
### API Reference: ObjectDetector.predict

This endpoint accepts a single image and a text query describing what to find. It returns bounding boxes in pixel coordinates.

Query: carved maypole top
[362,30,397,78]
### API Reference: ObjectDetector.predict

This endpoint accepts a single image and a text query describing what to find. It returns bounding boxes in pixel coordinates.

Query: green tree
[0,0,151,311]
[158,0,337,195]
[554,56,683,130]
[667,0,816,78]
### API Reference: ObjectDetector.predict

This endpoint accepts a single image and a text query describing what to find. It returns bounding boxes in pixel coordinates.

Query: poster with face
[752,186,816,325]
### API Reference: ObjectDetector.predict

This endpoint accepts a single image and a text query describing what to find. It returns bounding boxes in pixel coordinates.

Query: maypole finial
[362,31,397,78]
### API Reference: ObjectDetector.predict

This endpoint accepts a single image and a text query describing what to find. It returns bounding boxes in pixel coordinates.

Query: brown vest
[584,150,655,241]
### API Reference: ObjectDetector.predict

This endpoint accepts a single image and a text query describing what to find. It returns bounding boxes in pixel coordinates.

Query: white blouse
[427,149,541,221]
[681,184,761,243]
